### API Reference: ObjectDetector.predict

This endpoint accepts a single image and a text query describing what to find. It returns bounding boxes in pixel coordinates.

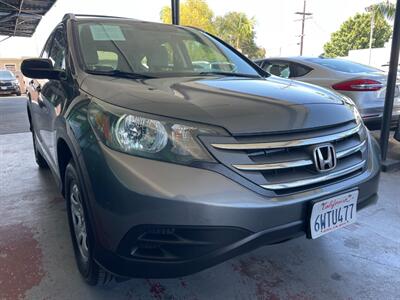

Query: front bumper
[95,194,378,278]
[0,86,20,95]
[80,133,381,278]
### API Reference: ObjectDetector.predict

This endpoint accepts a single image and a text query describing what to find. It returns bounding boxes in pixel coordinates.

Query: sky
[0,0,391,58]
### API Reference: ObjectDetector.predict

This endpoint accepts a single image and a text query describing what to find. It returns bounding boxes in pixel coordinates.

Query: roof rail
[62,13,132,21]
[63,13,76,21]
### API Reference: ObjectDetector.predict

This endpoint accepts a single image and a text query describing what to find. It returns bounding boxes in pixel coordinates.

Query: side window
[292,63,312,77]
[49,29,66,70]
[265,61,291,78]
[261,60,271,71]
[41,35,53,59]
[253,60,263,67]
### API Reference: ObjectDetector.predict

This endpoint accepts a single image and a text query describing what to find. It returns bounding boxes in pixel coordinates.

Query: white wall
[343,41,399,72]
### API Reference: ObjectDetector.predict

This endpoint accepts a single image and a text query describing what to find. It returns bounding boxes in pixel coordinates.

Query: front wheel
[65,161,113,286]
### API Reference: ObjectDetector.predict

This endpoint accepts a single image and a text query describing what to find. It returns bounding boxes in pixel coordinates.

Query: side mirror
[21,58,64,80]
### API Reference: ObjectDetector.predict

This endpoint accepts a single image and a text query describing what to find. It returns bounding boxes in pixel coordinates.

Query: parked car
[0,69,21,96]
[380,63,400,77]
[255,57,400,130]
[22,14,380,285]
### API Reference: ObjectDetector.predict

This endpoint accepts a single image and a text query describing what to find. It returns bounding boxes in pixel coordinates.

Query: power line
[0,36,12,43]
[295,0,313,55]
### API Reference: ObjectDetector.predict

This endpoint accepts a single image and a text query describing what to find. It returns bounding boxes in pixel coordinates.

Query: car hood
[81,75,356,135]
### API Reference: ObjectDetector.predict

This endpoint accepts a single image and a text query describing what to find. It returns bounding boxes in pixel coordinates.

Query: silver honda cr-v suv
[22,14,380,285]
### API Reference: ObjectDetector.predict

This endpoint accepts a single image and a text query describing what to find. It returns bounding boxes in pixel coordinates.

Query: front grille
[202,121,368,195]
[0,81,13,87]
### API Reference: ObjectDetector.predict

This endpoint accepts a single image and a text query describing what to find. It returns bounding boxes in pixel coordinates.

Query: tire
[65,161,113,286]
[31,131,49,169]
[16,91,21,96]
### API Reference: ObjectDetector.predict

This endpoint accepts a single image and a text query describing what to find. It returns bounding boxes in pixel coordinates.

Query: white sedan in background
[255,57,400,130]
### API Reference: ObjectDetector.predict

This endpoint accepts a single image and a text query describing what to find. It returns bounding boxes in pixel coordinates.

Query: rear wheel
[65,161,113,286]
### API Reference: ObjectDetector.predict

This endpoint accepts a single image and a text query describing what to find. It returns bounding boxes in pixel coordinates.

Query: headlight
[88,101,227,164]
[12,79,19,86]
[114,115,168,153]
[353,106,362,124]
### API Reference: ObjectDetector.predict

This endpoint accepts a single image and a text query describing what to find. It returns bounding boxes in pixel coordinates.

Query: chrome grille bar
[261,160,366,190]
[233,159,312,171]
[211,123,362,150]
[232,140,366,171]
[336,140,366,159]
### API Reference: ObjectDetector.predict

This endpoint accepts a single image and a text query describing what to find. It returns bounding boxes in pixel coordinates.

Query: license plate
[1,87,7,90]
[309,190,358,239]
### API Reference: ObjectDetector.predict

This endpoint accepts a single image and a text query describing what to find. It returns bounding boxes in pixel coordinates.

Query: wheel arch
[57,137,74,196]
[26,104,32,131]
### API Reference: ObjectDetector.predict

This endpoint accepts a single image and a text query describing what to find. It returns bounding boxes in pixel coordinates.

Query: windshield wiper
[86,69,155,79]
[197,71,261,78]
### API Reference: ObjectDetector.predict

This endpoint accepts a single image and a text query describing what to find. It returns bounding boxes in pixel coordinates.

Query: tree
[160,0,216,34]
[323,13,392,57]
[215,12,265,59]
[215,12,254,50]
[368,1,396,21]
[160,0,265,59]
[365,1,396,63]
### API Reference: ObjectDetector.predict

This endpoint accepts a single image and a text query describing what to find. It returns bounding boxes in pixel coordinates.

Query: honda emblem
[313,144,337,172]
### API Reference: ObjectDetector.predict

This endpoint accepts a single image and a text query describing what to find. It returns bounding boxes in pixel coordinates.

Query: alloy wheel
[70,183,89,262]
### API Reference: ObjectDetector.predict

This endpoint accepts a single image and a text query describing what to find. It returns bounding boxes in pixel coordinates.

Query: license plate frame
[307,190,359,239]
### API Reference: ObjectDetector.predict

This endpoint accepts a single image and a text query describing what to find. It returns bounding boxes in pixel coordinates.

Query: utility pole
[368,12,375,64]
[365,5,375,65]
[295,0,313,56]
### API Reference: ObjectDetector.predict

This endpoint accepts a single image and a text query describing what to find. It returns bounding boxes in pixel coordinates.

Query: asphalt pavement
[0,96,30,135]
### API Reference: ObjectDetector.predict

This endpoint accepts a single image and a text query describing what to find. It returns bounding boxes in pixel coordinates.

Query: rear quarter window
[292,63,312,77]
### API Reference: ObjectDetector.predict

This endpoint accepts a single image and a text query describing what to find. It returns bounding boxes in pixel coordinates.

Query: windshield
[306,58,382,74]
[0,70,15,80]
[76,20,261,78]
